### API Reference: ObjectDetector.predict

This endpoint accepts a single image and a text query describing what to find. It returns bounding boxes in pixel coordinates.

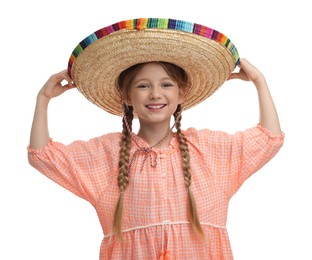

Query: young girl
[28,18,284,259]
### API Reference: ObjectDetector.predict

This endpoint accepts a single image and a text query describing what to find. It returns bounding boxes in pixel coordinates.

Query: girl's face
[126,62,185,126]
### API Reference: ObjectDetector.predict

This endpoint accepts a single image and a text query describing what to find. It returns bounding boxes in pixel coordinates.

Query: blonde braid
[113,104,133,240]
[174,105,205,239]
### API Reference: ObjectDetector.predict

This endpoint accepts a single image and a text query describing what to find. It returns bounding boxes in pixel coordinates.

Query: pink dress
[27,125,284,259]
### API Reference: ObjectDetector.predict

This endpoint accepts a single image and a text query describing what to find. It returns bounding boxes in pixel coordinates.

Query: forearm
[255,76,282,135]
[29,95,51,149]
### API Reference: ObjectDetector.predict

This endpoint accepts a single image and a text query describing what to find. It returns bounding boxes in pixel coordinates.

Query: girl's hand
[228,58,264,84]
[38,69,76,100]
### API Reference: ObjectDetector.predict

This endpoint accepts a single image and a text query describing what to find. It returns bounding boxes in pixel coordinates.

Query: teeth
[147,105,165,109]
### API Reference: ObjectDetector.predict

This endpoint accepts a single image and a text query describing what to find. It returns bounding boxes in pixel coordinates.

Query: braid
[174,105,205,239]
[113,104,133,240]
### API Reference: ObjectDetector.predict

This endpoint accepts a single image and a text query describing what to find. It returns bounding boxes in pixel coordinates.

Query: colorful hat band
[68,18,239,77]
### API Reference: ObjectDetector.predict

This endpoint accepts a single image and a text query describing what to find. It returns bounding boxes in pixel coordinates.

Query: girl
[28,18,284,259]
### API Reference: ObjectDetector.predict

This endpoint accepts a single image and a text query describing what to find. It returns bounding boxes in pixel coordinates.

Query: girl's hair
[114,62,204,240]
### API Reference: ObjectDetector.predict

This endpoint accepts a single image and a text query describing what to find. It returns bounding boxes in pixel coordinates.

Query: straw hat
[68,18,239,116]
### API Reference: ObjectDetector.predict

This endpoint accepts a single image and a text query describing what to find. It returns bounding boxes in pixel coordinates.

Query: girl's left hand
[227,58,264,84]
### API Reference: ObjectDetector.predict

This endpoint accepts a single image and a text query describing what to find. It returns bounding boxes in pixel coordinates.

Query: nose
[149,86,162,100]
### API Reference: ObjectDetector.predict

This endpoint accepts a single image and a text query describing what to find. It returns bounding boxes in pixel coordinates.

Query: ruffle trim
[27,138,55,154]
[256,124,285,140]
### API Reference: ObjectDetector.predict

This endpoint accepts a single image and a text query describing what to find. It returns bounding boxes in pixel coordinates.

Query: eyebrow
[133,77,173,84]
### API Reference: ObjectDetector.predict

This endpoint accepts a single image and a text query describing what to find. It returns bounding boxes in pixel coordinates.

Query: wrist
[253,73,267,90]
[36,93,51,106]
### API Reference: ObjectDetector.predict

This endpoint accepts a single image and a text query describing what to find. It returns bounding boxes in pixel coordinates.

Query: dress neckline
[131,132,179,153]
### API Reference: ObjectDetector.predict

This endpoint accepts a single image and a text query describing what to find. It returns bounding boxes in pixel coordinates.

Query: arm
[29,70,75,149]
[228,58,282,135]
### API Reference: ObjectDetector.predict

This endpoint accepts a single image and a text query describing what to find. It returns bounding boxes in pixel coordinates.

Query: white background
[1,0,311,259]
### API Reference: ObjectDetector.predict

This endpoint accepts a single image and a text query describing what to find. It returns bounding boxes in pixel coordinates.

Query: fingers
[39,69,76,99]
[62,69,75,87]
[227,67,249,81]
[51,69,75,87]
[237,58,248,67]
[227,73,239,80]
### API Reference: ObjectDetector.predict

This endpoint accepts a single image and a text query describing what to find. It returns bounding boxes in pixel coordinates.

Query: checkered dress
[28,124,284,259]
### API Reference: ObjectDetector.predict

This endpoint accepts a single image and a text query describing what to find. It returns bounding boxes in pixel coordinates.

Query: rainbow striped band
[68,18,239,76]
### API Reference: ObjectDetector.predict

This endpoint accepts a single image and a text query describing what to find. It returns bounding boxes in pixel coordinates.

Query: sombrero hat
[68,18,240,116]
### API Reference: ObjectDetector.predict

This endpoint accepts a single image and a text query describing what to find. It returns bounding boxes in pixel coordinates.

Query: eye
[162,82,174,88]
[136,83,149,89]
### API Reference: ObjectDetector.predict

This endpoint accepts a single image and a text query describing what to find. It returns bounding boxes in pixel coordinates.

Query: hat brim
[68,18,239,116]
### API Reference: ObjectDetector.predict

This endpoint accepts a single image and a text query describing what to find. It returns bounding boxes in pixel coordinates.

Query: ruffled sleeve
[27,134,120,206]
[187,124,285,198]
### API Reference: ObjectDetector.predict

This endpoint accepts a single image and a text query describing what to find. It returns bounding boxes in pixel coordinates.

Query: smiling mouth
[145,104,167,110]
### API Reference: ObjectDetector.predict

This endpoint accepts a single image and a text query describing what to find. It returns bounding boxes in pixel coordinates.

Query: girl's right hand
[38,69,76,100]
